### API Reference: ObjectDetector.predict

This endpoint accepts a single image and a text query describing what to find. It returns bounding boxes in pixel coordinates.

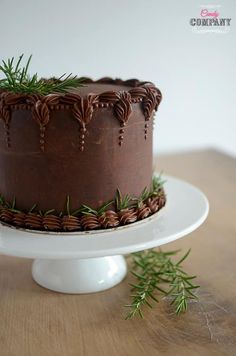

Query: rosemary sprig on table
[0,54,84,95]
[125,249,199,319]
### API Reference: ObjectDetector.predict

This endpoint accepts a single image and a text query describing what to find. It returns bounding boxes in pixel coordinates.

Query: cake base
[32,256,127,293]
[0,175,209,294]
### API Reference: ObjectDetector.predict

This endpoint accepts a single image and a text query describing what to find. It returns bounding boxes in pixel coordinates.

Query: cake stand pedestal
[0,176,209,294]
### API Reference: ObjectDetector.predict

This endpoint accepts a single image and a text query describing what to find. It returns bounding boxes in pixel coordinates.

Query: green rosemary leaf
[138,309,144,318]
[125,248,199,319]
[11,197,16,209]
[147,292,159,303]
[129,283,145,290]
[66,195,70,216]
[71,209,81,216]
[154,285,168,294]
[44,209,55,216]
[144,299,153,308]
[9,208,21,213]
[176,248,191,266]
[0,54,84,95]
[29,203,37,213]
[130,271,146,280]
[15,54,24,73]
[79,204,97,216]
[97,200,113,215]
[115,188,132,210]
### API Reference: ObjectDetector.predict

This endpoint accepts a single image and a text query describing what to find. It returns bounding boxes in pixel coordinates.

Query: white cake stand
[0,175,209,294]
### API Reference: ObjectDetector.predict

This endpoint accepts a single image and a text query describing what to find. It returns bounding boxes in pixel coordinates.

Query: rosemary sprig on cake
[0,54,84,95]
[125,249,199,319]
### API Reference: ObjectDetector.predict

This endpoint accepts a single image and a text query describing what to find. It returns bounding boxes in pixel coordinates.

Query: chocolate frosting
[0,188,166,232]
[0,77,162,215]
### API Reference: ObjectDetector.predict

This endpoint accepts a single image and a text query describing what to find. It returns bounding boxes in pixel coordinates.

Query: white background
[0,0,235,156]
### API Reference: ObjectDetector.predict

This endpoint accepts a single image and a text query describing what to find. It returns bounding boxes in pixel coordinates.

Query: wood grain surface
[0,149,236,356]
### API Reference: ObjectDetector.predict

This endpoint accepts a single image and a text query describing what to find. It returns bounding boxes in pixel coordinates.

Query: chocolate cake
[0,77,165,232]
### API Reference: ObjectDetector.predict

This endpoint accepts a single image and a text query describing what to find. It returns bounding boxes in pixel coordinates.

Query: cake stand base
[32,255,127,294]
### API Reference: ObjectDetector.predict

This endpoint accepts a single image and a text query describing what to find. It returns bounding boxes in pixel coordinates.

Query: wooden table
[1,149,236,356]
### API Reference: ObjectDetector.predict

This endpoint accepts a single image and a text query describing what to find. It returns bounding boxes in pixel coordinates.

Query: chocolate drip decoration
[43,214,61,231]
[4,93,27,105]
[142,87,157,120]
[59,93,81,106]
[80,215,101,230]
[0,77,162,152]
[114,91,132,125]
[98,91,119,104]
[33,101,49,151]
[118,208,137,225]
[98,210,119,228]
[0,93,11,148]
[62,215,81,231]
[144,122,149,140]
[141,86,162,140]
[114,91,132,146]
[72,94,99,151]
[25,213,43,229]
[137,203,151,220]
[31,95,60,152]
[129,87,147,99]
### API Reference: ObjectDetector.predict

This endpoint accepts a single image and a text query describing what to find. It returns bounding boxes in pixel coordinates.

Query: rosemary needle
[125,249,199,319]
[0,54,84,95]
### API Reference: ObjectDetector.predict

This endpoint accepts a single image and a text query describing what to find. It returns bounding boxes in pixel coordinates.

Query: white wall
[1,0,235,156]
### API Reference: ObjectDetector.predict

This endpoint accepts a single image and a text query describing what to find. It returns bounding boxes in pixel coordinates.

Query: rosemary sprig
[39,209,55,217]
[132,174,165,208]
[115,189,132,210]
[135,187,150,208]
[79,200,113,216]
[150,173,166,197]
[125,249,199,319]
[0,54,84,95]
[165,249,199,314]
[65,195,82,216]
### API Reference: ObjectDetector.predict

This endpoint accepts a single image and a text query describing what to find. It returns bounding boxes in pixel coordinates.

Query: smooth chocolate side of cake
[0,78,162,230]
